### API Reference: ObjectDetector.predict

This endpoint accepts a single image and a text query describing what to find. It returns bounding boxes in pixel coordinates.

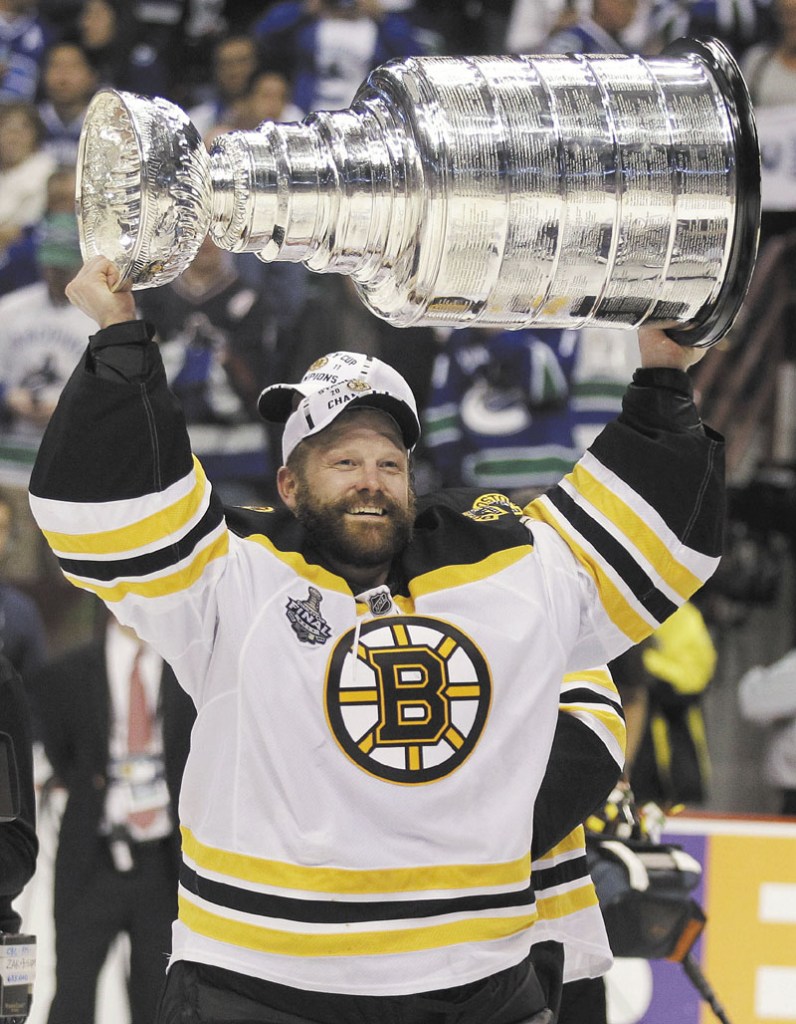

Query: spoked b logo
[325,616,491,784]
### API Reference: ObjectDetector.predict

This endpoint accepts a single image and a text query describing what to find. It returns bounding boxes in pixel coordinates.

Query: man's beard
[293,483,415,570]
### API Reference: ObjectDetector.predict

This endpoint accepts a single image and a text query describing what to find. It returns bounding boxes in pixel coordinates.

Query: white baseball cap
[258,351,421,465]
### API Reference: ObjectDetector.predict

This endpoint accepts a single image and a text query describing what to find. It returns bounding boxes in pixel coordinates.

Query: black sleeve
[621,367,706,437]
[87,319,160,384]
[531,713,622,859]
[584,365,725,563]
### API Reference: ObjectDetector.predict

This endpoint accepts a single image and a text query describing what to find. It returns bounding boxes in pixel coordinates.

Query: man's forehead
[312,407,406,449]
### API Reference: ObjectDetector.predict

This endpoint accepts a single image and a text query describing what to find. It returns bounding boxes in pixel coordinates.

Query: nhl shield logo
[368,590,392,616]
[286,587,333,645]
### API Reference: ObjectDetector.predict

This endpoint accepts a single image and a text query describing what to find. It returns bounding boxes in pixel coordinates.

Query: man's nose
[355,463,382,492]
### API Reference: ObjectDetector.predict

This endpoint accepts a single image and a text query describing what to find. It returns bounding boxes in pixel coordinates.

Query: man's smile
[347,505,386,517]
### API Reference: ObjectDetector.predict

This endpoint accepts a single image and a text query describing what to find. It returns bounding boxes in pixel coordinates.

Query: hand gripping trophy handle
[76,37,760,347]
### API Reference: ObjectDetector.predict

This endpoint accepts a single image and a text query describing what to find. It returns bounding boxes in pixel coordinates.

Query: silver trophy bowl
[77,90,212,288]
[76,38,760,347]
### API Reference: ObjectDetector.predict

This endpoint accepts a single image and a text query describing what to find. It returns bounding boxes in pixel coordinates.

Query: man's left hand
[638,325,709,371]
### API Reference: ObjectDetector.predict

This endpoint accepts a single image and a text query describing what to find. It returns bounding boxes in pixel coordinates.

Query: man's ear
[277,465,298,510]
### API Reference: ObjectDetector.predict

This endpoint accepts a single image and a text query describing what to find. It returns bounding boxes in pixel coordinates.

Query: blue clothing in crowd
[0,8,53,102]
[252,1,426,112]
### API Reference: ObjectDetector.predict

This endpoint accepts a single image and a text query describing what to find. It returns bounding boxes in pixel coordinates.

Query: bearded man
[27,256,724,1023]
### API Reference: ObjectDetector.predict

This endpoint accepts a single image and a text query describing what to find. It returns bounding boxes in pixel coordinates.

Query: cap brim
[342,392,421,451]
[258,382,307,422]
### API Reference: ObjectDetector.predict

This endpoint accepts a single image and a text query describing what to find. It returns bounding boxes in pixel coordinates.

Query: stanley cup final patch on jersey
[325,616,492,784]
[286,587,333,645]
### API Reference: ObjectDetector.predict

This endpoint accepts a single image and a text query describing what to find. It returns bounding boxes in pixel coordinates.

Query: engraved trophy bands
[76,37,760,347]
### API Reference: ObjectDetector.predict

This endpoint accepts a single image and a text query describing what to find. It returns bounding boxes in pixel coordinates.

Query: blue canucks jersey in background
[423,327,638,493]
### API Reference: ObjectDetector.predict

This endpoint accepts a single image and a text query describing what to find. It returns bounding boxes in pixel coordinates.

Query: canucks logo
[286,587,332,645]
[325,616,491,784]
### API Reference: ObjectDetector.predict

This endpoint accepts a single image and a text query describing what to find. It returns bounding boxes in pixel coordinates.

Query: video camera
[0,733,34,1024]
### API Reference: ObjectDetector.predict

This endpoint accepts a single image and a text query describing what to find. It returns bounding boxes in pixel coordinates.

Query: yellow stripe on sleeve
[535,825,586,862]
[65,529,229,603]
[566,464,702,600]
[43,457,209,556]
[535,880,599,922]
[525,503,652,643]
[562,703,627,750]
[562,669,619,696]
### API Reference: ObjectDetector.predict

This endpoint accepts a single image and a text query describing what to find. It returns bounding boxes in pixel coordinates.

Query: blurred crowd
[2,2,796,1020]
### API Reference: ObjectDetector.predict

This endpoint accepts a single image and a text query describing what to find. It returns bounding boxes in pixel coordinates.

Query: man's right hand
[65,256,137,329]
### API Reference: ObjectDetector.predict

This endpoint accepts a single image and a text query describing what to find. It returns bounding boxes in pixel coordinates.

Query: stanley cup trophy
[76,37,760,348]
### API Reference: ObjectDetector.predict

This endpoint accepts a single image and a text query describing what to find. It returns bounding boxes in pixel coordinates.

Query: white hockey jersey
[28,329,724,995]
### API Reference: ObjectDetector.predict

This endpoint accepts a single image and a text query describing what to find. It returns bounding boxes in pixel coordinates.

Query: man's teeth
[349,506,384,516]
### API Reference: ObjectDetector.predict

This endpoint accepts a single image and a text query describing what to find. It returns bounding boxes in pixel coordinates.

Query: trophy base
[663,37,760,348]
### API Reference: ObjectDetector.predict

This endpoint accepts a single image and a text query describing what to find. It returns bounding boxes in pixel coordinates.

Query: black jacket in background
[28,639,195,916]
[0,654,38,933]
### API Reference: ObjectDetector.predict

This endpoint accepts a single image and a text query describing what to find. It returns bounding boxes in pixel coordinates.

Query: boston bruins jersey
[29,332,723,995]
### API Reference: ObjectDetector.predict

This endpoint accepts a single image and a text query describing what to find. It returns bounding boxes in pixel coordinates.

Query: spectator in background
[28,608,195,1024]
[0,653,38,938]
[409,0,507,55]
[227,66,304,130]
[134,236,278,504]
[217,65,308,321]
[0,0,54,102]
[504,0,568,53]
[0,487,47,683]
[741,0,796,106]
[422,326,637,494]
[223,0,268,34]
[38,158,76,217]
[0,202,94,442]
[129,0,183,74]
[649,0,775,58]
[123,0,228,104]
[188,32,261,136]
[38,40,98,166]
[630,601,718,807]
[738,0,796,269]
[0,162,77,299]
[252,0,427,114]
[541,0,640,54]
[77,0,170,96]
[0,101,56,293]
[739,648,796,814]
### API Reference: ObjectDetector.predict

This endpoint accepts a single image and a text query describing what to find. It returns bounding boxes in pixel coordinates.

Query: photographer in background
[0,652,38,936]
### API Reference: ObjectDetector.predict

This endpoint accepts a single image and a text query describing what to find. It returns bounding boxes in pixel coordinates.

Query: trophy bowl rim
[76,88,145,288]
[662,35,761,349]
[75,86,213,290]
